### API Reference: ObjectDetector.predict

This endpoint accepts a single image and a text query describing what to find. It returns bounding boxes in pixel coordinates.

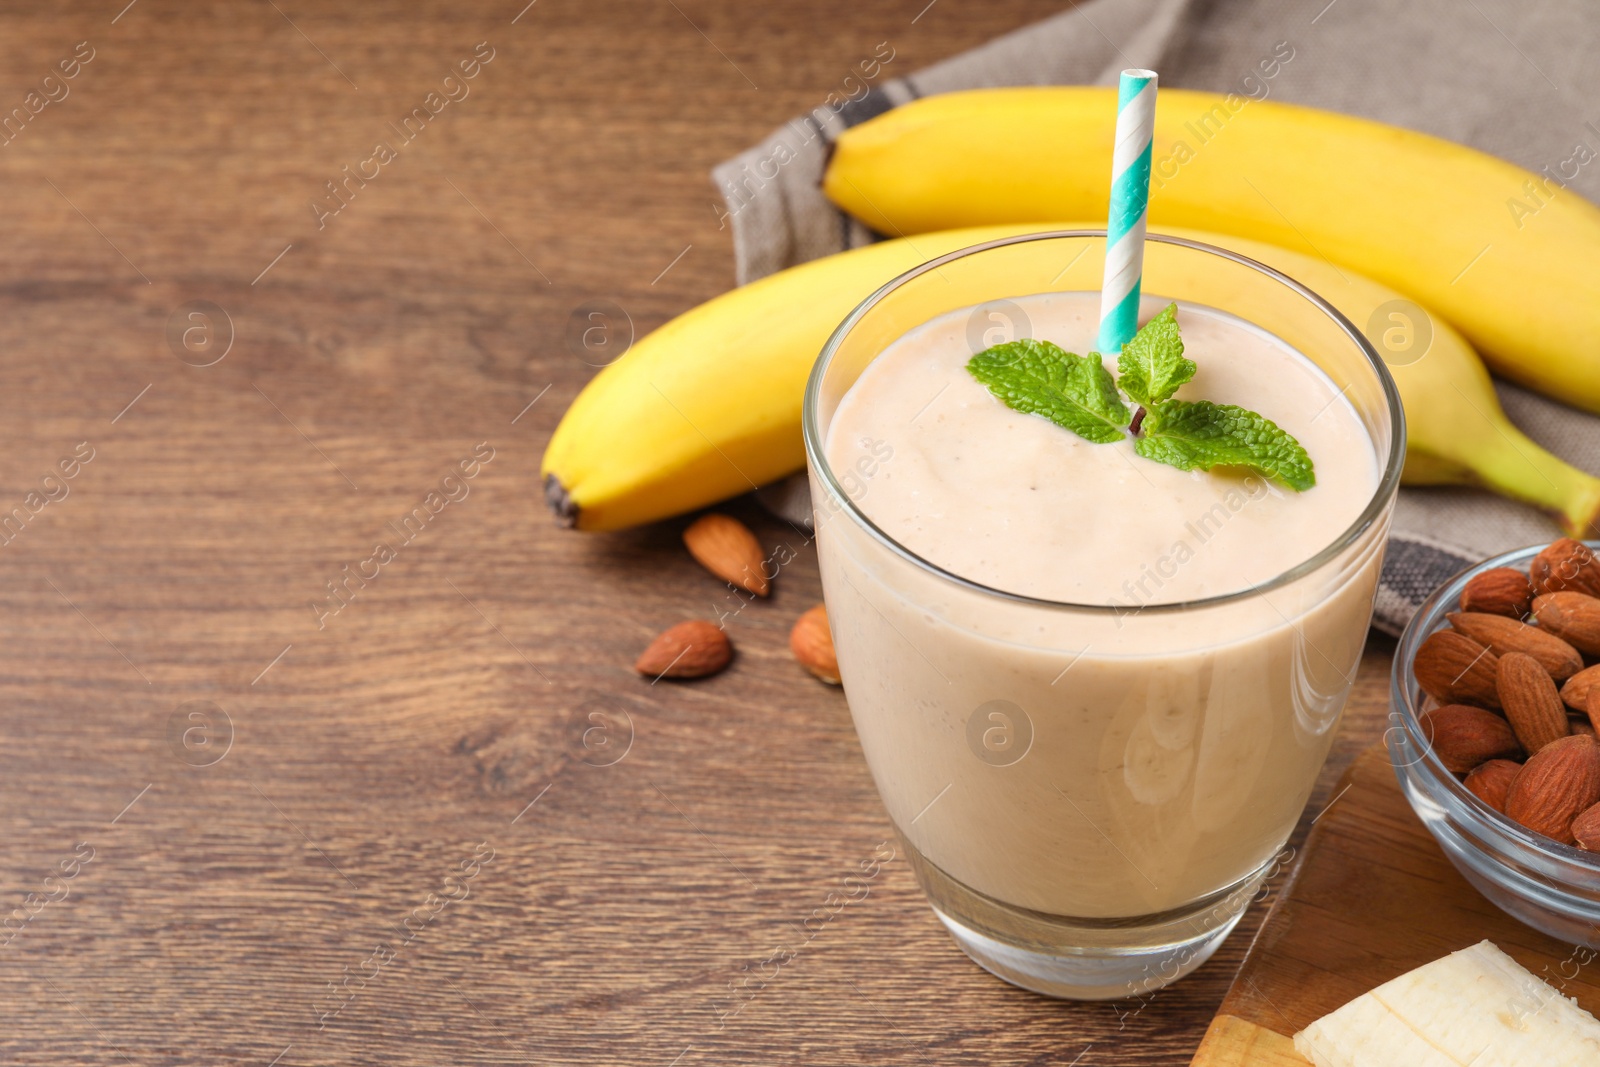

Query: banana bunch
[541,222,1600,536]
[823,87,1600,414]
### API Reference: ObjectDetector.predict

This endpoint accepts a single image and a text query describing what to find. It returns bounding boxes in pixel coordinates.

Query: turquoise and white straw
[1098,69,1159,354]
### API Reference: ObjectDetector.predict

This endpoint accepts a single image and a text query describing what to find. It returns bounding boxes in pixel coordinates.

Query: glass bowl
[1389,540,1600,946]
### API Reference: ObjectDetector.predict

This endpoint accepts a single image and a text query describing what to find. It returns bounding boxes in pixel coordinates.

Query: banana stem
[1459,425,1600,538]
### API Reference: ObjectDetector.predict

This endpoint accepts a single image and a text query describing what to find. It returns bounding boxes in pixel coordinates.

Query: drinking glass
[802,231,1404,999]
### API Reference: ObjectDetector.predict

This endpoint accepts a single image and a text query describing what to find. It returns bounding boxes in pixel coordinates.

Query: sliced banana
[1295,940,1600,1066]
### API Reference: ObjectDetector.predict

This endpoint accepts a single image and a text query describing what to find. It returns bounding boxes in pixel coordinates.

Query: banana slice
[1294,940,1600,1066]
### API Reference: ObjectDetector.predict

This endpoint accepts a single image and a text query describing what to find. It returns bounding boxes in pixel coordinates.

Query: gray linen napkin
[718,0,1600,635]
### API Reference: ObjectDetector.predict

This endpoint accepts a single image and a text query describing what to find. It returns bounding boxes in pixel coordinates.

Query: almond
[1589,686,1600,736]
[633,620,732,679]
[683,514,770,597]
[1460,567,1533,618]
[1531,591,1600,657]
[789,604,840,685]
[1562,664,1600,713]
[1574,801,1600,851]
[1413,629,1501,709]
[1418,704,1521,773]
[1447,611,1583,682]
[1574,718,1598,738]
[1504,733,1600,844]
[1496,651,1570,753]
[1530,538,1600,597]
[1464,759,1522,812]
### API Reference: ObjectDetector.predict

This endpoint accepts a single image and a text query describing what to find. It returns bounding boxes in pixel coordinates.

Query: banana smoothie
[815,291,1383,922]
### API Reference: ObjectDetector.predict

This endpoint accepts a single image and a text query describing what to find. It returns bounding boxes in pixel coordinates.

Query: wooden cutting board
[1190,743,1600,1065]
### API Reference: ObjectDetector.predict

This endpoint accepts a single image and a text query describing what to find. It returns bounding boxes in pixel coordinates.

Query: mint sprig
[965,303,1316,490]
[968,339,1130,444]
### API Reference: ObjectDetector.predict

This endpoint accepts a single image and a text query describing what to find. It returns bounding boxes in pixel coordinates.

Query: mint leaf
[1117,303,1195,407]
[1135,399,1316,490]
[968,339,1130,444]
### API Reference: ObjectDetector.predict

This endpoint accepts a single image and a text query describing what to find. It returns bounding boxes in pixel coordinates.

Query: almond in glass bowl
[1391,540,1600,946]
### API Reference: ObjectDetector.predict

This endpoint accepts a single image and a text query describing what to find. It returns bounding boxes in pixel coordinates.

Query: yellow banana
[542,224,1600,535]
[543,228,1013,531]
[823,87,1600,413]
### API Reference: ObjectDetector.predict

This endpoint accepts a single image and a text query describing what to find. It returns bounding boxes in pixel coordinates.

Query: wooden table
[0,3,1398,1063]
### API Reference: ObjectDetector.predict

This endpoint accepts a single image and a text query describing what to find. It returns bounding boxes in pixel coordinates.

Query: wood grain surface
[0,3,1399,1064]
[1191,744,1600,1066]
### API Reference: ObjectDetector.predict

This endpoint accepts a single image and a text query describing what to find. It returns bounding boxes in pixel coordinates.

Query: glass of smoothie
[803,231,1402,1000]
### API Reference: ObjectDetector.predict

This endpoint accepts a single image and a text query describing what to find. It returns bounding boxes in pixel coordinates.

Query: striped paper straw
[1098,69,1159,354]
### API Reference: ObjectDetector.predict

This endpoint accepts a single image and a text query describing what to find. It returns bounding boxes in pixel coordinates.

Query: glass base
[932,901,1244,1001]
[905,835,1268,1001]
